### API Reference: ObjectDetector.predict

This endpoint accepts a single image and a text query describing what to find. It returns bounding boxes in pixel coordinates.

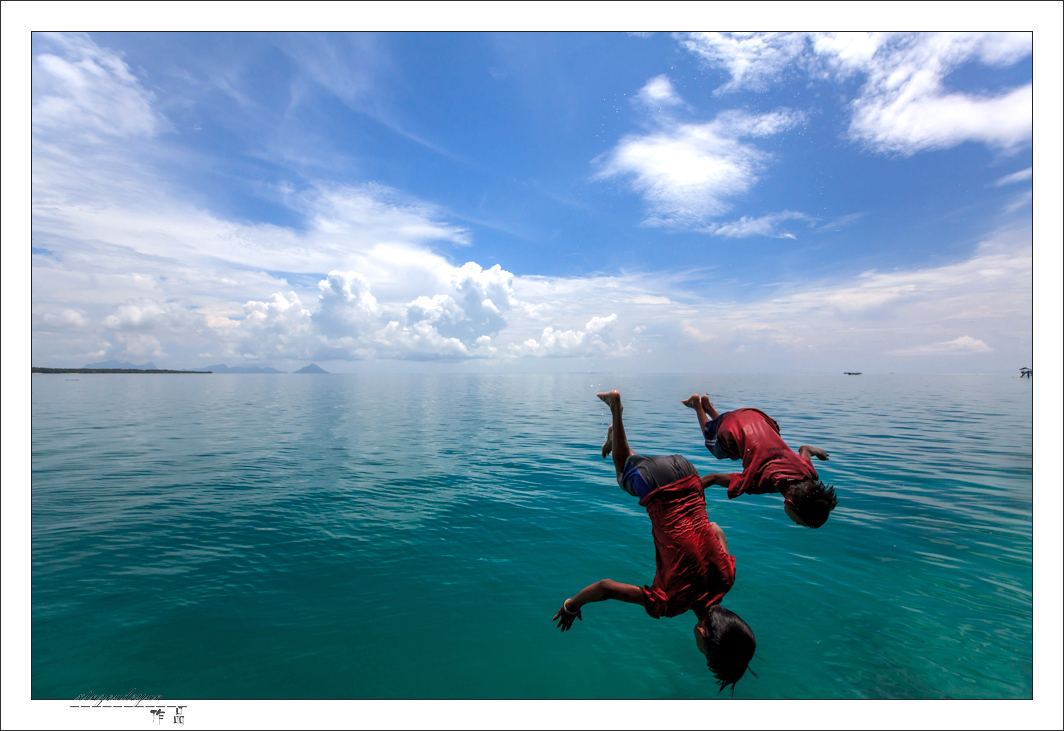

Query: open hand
[552,603,582,632]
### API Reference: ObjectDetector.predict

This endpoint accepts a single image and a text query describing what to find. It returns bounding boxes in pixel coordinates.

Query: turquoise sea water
[31,373,1032,699]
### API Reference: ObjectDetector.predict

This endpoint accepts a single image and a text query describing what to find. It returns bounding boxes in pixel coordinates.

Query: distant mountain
[192,363,286,374]
[83,359,158,370]
[294,363,328,374]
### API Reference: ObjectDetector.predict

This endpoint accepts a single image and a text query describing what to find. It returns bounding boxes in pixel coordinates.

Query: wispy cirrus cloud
[32,32,165,142]
[994,167,1032,186]
[812,32,1031,154]
[676,32,808,94]
[816,32,1032,155]
[676,32,1032,157]
[706,211,813,239]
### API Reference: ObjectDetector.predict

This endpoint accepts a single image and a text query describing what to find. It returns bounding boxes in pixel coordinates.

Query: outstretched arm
[799,445,830,461]
[552,579,644,631]
[700,473,735,490]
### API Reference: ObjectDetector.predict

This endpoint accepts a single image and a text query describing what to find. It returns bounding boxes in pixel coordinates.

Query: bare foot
[681,394,700,409]
[601,424,613,458]
[596,390,621,412]
[700,394,713,412]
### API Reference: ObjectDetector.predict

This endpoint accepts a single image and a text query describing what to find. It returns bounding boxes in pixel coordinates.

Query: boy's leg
[686,393,731,460]
[597,390,632,480]
[701,394,721,420]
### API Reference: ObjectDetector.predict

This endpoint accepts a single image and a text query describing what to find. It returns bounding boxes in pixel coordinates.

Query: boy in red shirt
[682,393,837,528]
[552,390,756,693]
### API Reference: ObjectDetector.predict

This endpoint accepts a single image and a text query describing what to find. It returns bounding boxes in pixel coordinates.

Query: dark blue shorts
[620,454,698,499]
[702,412,735,460]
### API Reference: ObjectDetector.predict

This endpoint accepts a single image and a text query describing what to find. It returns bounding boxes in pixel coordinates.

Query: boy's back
[716,408,820,499]
[639,473,735,618]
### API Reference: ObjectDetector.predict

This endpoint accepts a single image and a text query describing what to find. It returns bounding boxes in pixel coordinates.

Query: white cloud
[818,212,867,232]
[303,184,471,248]
[595,81,803,226]
[994,168,1032,186]
[102,299,178,331]
[28,33,504,366]
[184,261,520,364]
[814,32,1032,155]
[27,33,1034,374]
[1003,190,1032,214]
[676,32,1032,156]
[312,271,380,339]
[708,211,812,238]
[510,314,626,357]
[112,333,166,359]
[32,32,163,141]
[668,226,1030,370]
[635,74,682,109]
[888,335,993,356]
[34,308,87,331]
[446,262,517,339]
[849,81,1031,156]
[676,32,808,94]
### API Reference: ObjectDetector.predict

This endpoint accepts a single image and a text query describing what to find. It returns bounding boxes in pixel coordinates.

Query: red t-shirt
[637,473,736,619]
[716,408,819,499]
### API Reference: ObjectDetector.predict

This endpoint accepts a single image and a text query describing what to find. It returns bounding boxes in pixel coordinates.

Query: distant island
[84,359,158,370]
[32,361,329,374]
[33,367,208,374]
[191,364,287,374]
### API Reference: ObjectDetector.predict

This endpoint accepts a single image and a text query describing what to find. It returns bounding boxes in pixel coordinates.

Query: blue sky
[27,30,1038,372]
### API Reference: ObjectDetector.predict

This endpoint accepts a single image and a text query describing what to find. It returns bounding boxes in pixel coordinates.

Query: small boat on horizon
[844,372,862,375]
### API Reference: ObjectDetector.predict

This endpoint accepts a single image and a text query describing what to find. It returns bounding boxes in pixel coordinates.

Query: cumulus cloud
[103,299,177,331]
[312,271,380,339]
[190,261,520,364]
[511,313,625,357]
[595,80,804,226]
[221,292,316,361]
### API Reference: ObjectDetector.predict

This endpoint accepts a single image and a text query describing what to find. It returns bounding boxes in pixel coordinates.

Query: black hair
[702,606,756,693]
[787,479,838,528]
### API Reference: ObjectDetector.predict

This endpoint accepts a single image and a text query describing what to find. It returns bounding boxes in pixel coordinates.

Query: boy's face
[784,501,810,527]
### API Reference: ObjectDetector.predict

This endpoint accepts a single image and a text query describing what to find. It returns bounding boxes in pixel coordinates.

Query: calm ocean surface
[31,373,1032,699]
